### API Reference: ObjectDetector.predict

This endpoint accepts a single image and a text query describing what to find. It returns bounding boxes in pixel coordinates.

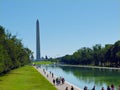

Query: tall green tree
[0,25,32,74]
[60,41,120,67]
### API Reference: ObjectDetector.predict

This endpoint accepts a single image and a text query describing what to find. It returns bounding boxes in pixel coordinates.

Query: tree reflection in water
[41,65,120,90]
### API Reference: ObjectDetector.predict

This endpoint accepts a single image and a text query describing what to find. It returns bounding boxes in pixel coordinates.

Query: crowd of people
[52,77,65,85]
[84,84,120,90]
[65,86,74,90]
[40,66,75,90]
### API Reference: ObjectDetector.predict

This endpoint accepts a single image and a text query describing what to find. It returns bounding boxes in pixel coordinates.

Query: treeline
[0,25,32,74]
[60,41,120,67]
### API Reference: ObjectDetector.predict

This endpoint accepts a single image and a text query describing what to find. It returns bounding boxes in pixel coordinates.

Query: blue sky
[0,0,120,58]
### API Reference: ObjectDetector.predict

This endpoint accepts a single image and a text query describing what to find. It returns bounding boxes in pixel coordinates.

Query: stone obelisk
[36,19,41,60]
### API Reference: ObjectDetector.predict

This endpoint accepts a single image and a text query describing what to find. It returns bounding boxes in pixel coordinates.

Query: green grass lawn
[0,65,57,90]
[32,61,53,65]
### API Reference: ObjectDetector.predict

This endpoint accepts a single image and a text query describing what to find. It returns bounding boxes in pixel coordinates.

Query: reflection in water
[41,65,120,90]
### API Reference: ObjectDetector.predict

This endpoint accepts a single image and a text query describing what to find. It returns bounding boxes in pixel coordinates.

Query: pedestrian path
[34,66,82,90]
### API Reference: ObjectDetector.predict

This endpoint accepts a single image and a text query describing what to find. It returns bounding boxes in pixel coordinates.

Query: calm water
[41,65,120,90]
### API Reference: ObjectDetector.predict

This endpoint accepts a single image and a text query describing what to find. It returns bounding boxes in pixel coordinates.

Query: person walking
[53,79,55,85]
[71,86,74,90]
[111,84,114,90]
[62,77,65,84]
[52,73,54,78]
[92,86,95,90]
[84,86,88,90]
[107,85,111,90]
[118,85,120,90]
[65,87,68,90]
[101,87,104,90]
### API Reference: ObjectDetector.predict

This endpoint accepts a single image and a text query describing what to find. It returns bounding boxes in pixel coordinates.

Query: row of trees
[60,41,120,67]
[0,25,32,74]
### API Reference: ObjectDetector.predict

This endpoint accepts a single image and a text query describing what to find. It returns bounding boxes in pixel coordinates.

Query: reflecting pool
[41,65,120,90]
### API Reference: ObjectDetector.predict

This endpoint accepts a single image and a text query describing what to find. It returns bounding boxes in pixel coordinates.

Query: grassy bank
[32,61,53,65]
[0,65,57,90]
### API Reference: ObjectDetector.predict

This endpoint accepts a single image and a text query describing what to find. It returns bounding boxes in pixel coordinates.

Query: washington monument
[36,19,41,60]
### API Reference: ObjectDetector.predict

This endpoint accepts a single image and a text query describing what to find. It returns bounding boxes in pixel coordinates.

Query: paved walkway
[34,66,82,90]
